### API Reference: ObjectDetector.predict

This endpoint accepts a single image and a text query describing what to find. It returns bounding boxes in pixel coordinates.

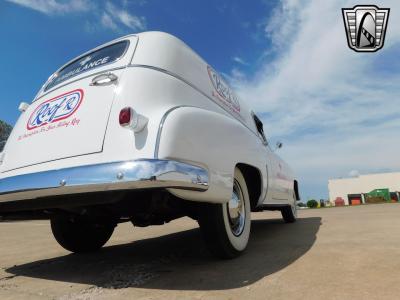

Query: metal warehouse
[328,172,400,206]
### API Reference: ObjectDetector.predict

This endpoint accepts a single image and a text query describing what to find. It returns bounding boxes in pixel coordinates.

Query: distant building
[328,172,400,205]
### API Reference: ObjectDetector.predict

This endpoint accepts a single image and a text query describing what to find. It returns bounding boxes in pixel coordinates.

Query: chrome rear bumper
[0,159,208,203]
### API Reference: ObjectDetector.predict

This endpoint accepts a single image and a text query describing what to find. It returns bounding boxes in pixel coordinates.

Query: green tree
[0,120,13,152]
[307,199,318,209]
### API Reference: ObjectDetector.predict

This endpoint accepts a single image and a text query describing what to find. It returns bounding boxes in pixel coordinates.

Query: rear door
[3,38,137,171]
[252,114,289,201]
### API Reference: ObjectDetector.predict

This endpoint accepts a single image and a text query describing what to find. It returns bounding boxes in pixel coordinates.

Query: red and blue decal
[27,89,84,130]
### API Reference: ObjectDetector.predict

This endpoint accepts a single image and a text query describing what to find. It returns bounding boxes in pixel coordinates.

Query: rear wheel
[281,192,297,223]
[198,167,251,259]
[51,217,115,253]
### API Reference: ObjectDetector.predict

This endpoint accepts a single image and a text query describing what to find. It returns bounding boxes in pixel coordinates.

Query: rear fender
[157,107,267,204]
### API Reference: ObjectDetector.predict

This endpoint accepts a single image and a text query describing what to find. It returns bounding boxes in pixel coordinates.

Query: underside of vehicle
[0,164,298,259]
[0,188,197,226]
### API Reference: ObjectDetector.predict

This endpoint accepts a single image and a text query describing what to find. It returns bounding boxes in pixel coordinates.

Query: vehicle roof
[36,31,259,137]
[130,32,258,135]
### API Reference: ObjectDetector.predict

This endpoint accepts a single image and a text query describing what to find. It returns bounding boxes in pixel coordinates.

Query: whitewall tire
[198,167,251,259]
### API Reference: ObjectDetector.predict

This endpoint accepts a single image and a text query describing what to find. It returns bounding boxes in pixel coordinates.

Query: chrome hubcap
[227,180,246,236]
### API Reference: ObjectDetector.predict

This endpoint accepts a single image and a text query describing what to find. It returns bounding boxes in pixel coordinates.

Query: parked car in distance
[0,32,300,258]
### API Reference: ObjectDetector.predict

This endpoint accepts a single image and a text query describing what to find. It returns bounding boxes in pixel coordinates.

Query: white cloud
[122,0,148,7]
[264,0,303,49]
[105,1,146,31]
[231,68,246,80]
[235,0,400,199]
[6,0,92,15]
[233,56,248,65]
[7,0,147,32]
[101,12,118,31]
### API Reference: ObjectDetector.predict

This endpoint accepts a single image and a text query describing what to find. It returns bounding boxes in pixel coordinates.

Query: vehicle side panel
[157,106,269,204]
[131,32,258,133]
[265,153,295,203]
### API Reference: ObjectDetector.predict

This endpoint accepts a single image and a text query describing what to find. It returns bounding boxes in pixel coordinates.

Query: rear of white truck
[0,33,210,228]
[0,34,209,207]
[0,32,266,258]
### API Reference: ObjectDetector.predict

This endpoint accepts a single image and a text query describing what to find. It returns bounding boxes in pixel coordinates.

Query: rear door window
[45,40,129,92]
[253,114,267,144]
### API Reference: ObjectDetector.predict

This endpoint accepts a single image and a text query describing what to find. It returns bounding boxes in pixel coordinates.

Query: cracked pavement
[1,204,400,299]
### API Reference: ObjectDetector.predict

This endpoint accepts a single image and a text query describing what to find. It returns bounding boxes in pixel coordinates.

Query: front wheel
[198,167,251,259]
[51,217,115,253]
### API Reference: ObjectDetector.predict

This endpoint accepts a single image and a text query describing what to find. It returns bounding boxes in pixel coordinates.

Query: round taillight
[119,107,148,133]
[119,107,132,127]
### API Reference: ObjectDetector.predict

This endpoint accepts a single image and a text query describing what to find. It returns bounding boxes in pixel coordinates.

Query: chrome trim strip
[129,64,212,104]
[34,66,127,102]
[154,105,194,159]
[0,159,208,203]
[56,38,134,76]
[128,64,261,142]
[31,34,139,103]
[42,40,131,94]
[261,163,270,205]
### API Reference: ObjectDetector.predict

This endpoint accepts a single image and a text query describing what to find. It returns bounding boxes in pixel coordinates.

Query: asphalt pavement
[1,203,400,299]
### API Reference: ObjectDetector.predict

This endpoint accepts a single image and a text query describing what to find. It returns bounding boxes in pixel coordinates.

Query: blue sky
[1,0,273,125]
[1,0,400,200]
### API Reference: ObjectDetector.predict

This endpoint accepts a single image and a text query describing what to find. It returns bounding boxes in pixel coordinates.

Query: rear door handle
[90,72,118,86]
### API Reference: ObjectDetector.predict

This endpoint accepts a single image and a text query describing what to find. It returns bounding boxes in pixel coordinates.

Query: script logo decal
[27,89,84,130]
[207,66,241,114]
